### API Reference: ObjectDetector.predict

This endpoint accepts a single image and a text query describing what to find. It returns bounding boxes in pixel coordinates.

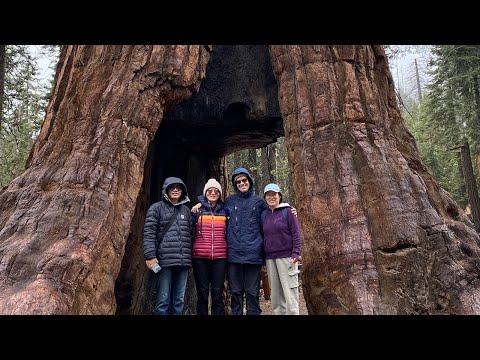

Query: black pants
[228,263,262,315]
[193,258,227,315]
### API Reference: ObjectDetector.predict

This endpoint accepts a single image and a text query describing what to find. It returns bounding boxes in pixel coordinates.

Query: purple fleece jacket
[262,204,302,260]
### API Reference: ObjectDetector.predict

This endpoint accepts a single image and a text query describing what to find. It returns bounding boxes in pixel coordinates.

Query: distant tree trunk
[219,155,231,314]
[460,141,480,231]
[0,45,209,314]
[270,45,480,314]
[219,156,229,198]
[0,45,5,133]
[259,143,277,301]
[472,75,480,129]
[231,150,242,194]
[414,58,422,102]
[247,148,259,193]
[276,138,294,203]
[260,144,277,191]
[259,146,270,190]
[457,151,467,204]
[268,144,277,183]
[260,146,268,189]
[233,150,241,169]
[477,154,480,179]
[472,75,480,177]
[266,144,277,182]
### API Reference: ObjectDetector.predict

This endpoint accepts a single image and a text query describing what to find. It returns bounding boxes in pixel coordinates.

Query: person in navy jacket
[224,168,268,315]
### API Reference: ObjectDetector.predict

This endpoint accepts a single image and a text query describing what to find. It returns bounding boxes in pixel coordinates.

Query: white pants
[266,258,300,315]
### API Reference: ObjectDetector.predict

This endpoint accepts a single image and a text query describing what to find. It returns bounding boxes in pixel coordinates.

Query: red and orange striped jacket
[193,197,228,259]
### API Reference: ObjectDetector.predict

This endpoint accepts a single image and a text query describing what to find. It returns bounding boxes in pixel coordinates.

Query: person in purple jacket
[262,183,302,315]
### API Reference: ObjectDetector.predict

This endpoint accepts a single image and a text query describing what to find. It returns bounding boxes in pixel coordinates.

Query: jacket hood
[162,177,190,205]
[231,167,254,195]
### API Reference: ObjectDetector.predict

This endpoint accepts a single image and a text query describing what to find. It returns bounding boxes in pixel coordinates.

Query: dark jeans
[228,263,262,315]
[153,265,189,315]
[193,258,227,315]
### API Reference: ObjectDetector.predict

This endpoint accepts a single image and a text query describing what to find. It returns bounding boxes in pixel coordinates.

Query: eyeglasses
[235,178,248,185]
[206,189,219,195]
[169,184,183,191]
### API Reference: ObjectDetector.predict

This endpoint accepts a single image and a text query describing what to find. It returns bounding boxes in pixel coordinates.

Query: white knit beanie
[203,178,222,197]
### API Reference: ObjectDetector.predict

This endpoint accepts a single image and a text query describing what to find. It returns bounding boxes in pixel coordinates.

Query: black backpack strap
[282,208,289,223]
[157,206,180,246]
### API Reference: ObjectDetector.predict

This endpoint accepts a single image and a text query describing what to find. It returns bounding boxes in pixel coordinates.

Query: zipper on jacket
[211,213,214,260]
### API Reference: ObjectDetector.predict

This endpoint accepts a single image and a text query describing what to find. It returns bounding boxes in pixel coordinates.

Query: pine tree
[0,45,57,187]
[426,45,480,204]
[0,45,5,133]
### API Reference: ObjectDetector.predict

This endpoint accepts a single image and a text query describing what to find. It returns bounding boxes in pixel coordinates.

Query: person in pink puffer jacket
[192,179,228,315]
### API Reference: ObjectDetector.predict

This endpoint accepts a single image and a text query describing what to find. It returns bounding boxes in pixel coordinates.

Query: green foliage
[429,46,480,153]
[404,95,465,204]
[226,147,261,196]
[271,137,295,205]
[400,45,480,206]
[0,45,58,187]
[225,138,295,205]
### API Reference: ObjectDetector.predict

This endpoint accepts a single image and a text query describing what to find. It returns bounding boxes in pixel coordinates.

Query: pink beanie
[203,178,222,197]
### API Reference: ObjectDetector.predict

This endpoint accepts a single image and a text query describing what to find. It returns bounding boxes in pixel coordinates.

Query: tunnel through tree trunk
[114,45,283,314]
[2,45,480,315]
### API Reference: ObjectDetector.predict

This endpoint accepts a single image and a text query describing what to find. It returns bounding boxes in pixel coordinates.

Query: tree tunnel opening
[115,45,285,314]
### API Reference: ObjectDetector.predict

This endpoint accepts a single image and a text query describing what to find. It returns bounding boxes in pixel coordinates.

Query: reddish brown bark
[1,45,479,315]
[270,45,480,314]
[0,45,208,314]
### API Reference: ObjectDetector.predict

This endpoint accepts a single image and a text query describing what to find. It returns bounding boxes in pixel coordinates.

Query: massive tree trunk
[270,45,480,314]
[1,45,479,315]
[0,45,209,314]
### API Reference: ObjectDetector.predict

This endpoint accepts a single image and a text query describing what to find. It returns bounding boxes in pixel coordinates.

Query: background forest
[0,45,478,220]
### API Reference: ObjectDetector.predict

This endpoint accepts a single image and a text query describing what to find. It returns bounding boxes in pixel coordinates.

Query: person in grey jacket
[143,177,194,315]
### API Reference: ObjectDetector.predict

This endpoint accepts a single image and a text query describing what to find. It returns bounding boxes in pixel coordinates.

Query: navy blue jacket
[224,168,267,265]
[143,177,194,268]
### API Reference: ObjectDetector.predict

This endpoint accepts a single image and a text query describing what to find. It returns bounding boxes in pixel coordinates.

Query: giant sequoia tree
[0,45,479,314]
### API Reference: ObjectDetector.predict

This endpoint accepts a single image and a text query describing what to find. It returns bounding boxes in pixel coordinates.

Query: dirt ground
[259,275,308,315]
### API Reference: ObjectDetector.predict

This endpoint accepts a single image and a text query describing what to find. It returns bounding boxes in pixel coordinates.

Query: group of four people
[143,167,303,315]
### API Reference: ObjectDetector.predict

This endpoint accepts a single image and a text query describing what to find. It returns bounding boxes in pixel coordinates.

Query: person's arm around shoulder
[287,207,302,263]
[188,205,197,242]
[191,205,202,223]
[291,206,297,217]
[191,202,202,213]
